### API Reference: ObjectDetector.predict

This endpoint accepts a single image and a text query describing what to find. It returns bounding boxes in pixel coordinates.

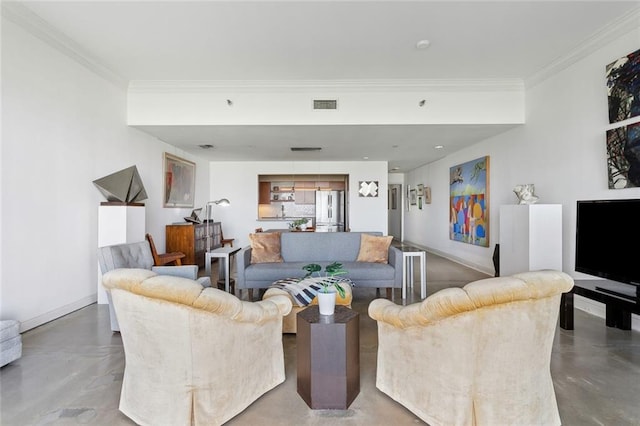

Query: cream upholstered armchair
[102,268,292,426]
[369,270,574,426]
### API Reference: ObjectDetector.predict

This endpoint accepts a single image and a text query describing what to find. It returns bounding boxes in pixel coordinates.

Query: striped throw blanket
[270,276,353,307]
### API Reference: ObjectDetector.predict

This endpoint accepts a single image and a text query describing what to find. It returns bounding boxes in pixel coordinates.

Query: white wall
[209,161,388,248]
[1,18,211,331]
[403,25,640,328]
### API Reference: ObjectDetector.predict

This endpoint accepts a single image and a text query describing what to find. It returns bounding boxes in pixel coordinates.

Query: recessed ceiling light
[434,145,444,149]
[199,144,214,149]
[416,40,431,49]
[363,156,369,160]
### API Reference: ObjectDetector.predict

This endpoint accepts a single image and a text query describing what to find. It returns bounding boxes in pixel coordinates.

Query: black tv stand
[560,280,639,330]
[594,283,638,302]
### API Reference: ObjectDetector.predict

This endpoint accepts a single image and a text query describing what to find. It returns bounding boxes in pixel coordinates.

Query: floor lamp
[205,198,230,251]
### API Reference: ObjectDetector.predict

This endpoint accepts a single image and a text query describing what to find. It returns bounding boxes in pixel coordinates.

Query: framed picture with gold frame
[163,153,195,208]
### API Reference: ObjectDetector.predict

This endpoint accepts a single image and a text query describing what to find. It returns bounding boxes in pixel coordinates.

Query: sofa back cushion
[280,232,382,262]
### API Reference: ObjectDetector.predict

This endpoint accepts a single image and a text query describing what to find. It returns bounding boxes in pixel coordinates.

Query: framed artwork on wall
[418,196,423,210]
[606,122,640,188]
[359,181,379,197]
[390,187,398,210]
[606,48,640,124]
[163,153,195,208]
[449,156,490,247]
[410,189,417,205]
[424,186,432,204]
[416,184,424,196]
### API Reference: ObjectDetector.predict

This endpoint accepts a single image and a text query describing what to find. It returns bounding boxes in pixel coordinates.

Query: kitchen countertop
[264,228,315,232]
[258,216,312,222]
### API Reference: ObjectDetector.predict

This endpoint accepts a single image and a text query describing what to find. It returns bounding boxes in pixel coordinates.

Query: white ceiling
[8,1,639,172]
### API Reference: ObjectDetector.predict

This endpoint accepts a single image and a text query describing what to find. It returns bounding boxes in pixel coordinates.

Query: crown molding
[1,2,128,89]
[525,6,640,89]
[128,78,525,94]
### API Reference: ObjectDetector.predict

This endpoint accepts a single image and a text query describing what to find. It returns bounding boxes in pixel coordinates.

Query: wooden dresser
[166,222,221,268]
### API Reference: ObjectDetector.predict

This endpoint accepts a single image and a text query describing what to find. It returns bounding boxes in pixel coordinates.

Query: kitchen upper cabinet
[259,182,271,204]
[295,181,316,204]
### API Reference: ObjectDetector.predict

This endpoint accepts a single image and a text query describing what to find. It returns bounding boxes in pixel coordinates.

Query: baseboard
[19,294,97,333]
[575,295,640,332]
[403,241,494,276]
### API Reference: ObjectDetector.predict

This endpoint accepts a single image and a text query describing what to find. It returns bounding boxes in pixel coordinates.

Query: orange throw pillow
[356,234,393,263]
[249,232,283,263]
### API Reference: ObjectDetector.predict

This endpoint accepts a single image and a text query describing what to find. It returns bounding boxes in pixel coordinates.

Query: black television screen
[575,199,640,293]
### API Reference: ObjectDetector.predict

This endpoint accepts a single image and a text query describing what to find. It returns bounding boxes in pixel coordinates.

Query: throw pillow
[249,232,283,264]
[356,234,393,263]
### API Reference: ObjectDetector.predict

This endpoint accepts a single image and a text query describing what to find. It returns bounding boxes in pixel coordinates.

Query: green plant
[302,262,347,298]
[289,218,308,230]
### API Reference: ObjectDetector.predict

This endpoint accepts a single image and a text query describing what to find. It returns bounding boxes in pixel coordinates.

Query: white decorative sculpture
[513,184,539,205]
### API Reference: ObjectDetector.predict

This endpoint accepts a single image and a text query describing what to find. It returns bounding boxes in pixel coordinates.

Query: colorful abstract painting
[449,156,490,247]
[606,48,640,124]
[607,122,640,189]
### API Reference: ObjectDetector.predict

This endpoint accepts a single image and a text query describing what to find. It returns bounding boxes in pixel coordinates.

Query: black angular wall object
[93,165,148,204]
[493,243,500,277]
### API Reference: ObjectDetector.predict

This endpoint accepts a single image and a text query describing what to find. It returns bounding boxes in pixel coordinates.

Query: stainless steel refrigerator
[315,190,345,232]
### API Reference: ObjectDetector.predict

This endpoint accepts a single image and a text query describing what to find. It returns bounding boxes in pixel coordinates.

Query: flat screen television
[575,199,640,299]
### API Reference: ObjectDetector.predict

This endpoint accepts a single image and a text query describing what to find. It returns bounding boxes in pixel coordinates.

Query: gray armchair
[98,240,211,331]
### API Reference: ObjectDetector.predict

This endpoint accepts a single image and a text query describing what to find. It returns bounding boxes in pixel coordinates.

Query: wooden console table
[296,305,359,409]
[560,280,639,330]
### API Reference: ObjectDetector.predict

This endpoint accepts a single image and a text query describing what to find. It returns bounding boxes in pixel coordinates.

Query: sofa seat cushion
[245,260,396,283]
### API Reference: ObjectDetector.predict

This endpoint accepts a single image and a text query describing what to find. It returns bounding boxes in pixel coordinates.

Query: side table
[398,247,426,300]
[205,246,241,294]
[297,305,360,409]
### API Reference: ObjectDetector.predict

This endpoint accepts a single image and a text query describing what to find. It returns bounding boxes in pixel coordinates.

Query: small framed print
[410,189,417,205]
[418,196,423,210]
[416,184,424,196]
[424,186,432,204]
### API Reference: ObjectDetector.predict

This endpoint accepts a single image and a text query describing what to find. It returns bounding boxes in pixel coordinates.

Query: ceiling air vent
[313,99,338,110]
[291,147,322,152]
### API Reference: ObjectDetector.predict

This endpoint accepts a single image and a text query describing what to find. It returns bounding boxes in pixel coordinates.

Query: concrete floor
[2,252,639,425]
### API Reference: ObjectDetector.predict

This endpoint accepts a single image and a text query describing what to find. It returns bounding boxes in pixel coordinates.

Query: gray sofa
[98,240,211,332]
[236,232,402,299]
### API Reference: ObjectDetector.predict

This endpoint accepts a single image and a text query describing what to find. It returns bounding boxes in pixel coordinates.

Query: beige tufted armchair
[369,270,574,426]
[102,268,292,426]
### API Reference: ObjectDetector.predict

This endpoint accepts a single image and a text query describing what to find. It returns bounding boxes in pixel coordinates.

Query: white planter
[317,291,336,315]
